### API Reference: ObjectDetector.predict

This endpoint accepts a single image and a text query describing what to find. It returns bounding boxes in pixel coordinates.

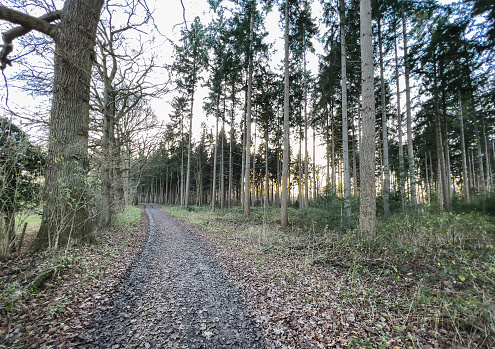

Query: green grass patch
[113,206,142,233]
[16,212,42,230]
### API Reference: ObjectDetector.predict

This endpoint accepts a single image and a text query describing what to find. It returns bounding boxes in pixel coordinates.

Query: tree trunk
[303,51,309,209]
[341,0,351,223]
[402,11,416,206]
[394,30,405,212]
[425,152,431,204]
[331,103,336,194]
[30,0,104,252]
[458,93,470,203]
[221,117,225,209]
[434,60,451,212]
[471,93,486,201]
[185,90,195,208]
[281,0,290,227]
[359,0,376,236]
[243,11,254,216]
[483,117,492,192]
[229,90,235,208]
[211,116,219,211]
[265,128,269,208]
[101,86,116,226]
[313,126,316,199]
[378,18,390,218]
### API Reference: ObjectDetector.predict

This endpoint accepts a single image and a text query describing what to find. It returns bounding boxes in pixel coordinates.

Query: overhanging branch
[0,7,61,70]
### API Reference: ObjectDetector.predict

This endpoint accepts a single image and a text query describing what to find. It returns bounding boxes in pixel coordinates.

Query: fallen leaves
[174,210,470,349]
[0,207,150,348]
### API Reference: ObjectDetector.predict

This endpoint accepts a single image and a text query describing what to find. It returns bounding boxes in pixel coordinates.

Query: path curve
[80,205,264,348]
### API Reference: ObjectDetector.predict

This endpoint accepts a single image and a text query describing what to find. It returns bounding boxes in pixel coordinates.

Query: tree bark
[30,0,104,252]
[394,30,405,212]
[185,89,195,208]
[281,0,290,227]
[303,50,309,209]
[378,18,390,218]
[341,0,351,222]
[433,60,451,212]
[221,117,225,209]
[211,116,219,211]
[402,12,416,206]
[458,93,470,203]
[359,0,376,236]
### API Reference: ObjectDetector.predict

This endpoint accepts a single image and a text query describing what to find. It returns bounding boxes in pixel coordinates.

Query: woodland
[0,0,494,347]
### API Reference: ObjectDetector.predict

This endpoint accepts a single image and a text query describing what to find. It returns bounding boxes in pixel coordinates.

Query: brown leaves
[177,213,461,349]
[0,207,150,348]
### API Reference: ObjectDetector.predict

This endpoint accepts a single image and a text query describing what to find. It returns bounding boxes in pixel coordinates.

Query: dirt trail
[80,205,264,348]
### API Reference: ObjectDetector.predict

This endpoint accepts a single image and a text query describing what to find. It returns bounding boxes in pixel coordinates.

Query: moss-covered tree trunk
[30,0,104,252]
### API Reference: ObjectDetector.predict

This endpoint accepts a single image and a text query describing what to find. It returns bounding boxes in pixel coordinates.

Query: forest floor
[167,205,494,349]
[0,206,148,348]
[1,204,493,348]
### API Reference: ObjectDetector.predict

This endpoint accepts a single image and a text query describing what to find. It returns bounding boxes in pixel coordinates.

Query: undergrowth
[167,203,495,347]
[0,205,145,347]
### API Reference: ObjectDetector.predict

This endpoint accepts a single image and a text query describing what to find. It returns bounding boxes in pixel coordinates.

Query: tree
[359,0,376,236]
[1,1,105,252]
[377,11,390,218]
[173,17,208,208]
[93,1,159,225]
[281,0,290,227]
[340,0,352,222]
[402,8,417,206]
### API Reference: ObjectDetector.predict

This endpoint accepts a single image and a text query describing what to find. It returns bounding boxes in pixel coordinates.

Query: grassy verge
[166,204,495,347]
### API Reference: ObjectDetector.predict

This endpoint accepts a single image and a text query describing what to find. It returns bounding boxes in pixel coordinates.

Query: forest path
[80,205,264,348]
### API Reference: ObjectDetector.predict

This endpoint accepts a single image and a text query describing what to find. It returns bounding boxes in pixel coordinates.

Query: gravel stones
[80,205,264,348]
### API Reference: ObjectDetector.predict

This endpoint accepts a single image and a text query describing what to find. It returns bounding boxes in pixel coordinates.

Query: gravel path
[81,205,264,348]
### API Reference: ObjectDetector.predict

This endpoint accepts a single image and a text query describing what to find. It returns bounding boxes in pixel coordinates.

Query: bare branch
[179,0,188,31]
[0,7,61,70]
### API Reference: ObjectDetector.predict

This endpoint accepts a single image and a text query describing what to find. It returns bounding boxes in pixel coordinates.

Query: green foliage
[0,118,44,215]
[452,193,495,216]
[290,193,359,229]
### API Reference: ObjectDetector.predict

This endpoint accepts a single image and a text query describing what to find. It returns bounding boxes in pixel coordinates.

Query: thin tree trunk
[483,117,492,192]
[352,121,358,196]
[331,103,336,194]
[313,126,316,199]
[378,18,390,218]
[425,152,431,204]
[359,0,376,236]
[265,128,269,208]
[229,89,235,208]
[281,0,290,227]
[458,93,470,203]
[433,60,451,212]
[221,118,225,209]
[244,11,254,216]
[394,31,405,212]
[304,51,309,209]
[185,91,195,208]
[211,116,219,211]
[402,11,416,206]
[341,0,351,222]
[298,135,303,207]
